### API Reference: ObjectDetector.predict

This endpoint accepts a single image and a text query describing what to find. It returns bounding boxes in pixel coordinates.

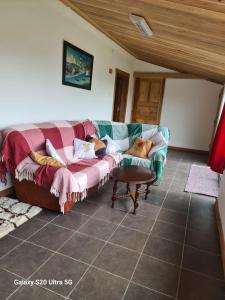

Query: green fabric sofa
[94,120,170,183]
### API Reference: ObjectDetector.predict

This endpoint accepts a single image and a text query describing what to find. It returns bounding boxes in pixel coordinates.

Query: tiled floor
[0,150,224,300]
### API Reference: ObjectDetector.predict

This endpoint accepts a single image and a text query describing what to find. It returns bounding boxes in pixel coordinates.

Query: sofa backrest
[94,120,170,146]
[1,120,96,172]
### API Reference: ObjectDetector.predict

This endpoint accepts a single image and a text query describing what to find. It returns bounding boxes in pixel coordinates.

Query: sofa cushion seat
[121,153,152,169]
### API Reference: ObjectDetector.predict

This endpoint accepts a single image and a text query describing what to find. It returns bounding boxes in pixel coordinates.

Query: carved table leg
[111,180,118,208]
[126,183,130,195]
[145,183,151,200]
[133,184,141,214]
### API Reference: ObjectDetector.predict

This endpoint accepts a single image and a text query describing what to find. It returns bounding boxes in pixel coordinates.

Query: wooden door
[112,69,130,122]
[132,78,165,124]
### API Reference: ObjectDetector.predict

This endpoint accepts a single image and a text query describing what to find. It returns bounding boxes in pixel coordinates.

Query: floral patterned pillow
[73,138,97,159]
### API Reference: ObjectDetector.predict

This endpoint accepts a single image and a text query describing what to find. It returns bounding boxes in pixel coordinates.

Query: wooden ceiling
[61,0,225,83]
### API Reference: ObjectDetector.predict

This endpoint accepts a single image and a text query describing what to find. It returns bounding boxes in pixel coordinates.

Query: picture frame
[62,40,94,90]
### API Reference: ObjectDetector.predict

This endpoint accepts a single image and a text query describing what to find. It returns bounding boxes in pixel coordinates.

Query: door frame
[112,68,130,122]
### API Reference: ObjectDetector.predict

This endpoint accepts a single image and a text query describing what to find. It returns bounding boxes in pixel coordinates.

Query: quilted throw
[0,120,121,213]
[94,120,170,181]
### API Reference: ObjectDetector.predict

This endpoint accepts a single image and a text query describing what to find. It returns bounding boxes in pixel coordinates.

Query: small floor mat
[0,197,42,239]
[185,164,219,197]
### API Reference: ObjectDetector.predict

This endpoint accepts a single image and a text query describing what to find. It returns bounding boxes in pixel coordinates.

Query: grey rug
[185,164,219,197]
[0,197,42,239]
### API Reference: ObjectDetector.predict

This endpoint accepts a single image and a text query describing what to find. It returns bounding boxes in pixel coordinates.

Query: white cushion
[142,128,158,140]
[46,139,65,165]
[74,138,97,159]
[148,132,168,157]
[114,137,130,152]
[101,135,120,154]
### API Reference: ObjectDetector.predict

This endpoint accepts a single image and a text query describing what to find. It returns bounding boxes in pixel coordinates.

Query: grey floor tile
[158,208,187,227]
[133,254,179,297]
[78,218,117,240]
[93,243,139,279]
[185,227,220,254]
[28,223,73,251]
[70,267,128,300]
[59,232,104,263]
[188,212,218,233]
[0,269,20,299]
[189,197,216,221]
[136,201,160,218]
[171,178,186,187]
[145,194,164,207]
[111,197,133,212]
[52,211,89,230]
[175,170,190,178]
[93,204,127,224]
[144,235,183,265]
[121,213,155,233]
[35,209,60,222]
[124,282,174,300]
[190,193,216,209]
[10,218,45,240]
[163,192,189,214]
[149,188,167,200]
[152,221,185,243]
[72,200,100,216]
[0,150,222,300]
[182,245,224,280]
[9,285,64,300]
[0,242,52,278]
[109,226,148,252]
[0,235,22,258]
[31,253,87,296]
[178,269,225,300]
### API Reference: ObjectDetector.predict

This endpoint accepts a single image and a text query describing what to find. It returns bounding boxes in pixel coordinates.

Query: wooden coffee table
[111,166,156,214]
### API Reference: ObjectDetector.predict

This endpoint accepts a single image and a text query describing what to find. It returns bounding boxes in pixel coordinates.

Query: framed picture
[62,40,94,90]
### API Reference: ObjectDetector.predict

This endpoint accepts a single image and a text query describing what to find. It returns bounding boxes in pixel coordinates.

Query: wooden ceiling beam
[133,72,201,79]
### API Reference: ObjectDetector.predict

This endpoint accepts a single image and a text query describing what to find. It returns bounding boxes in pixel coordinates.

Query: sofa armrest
[149,147,168,182]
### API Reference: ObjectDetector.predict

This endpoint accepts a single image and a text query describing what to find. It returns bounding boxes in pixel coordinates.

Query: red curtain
[208,104,225,173]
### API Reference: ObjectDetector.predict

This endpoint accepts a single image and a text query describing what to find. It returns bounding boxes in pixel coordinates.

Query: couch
[94,120,170,182]
[0,120,169,213]
[0,120,121,213]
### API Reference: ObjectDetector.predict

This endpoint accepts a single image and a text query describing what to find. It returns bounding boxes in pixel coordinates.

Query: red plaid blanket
[0,120,121,212]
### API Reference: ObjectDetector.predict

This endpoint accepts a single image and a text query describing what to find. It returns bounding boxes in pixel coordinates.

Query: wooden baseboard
[0,187,14,197]
[215,200,225,275]
[168,146,209,155]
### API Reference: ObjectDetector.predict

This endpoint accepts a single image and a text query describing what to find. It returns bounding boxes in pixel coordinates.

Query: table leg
[145,183,151,200]
[111,180,118,208]
[126,183,130,195]
[133,184,141,214]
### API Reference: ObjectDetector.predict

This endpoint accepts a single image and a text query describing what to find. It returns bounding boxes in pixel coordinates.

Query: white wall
[0,0,135,191]
[134,59,222,151]
[161,79,221,150]
[0,0,134,129]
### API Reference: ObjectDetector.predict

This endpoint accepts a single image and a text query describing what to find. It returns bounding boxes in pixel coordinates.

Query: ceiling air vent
[129,14,153,37]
